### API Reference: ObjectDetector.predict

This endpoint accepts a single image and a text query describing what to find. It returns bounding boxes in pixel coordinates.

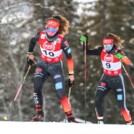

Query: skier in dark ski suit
[27,15,78,122]
[80,33,132,124]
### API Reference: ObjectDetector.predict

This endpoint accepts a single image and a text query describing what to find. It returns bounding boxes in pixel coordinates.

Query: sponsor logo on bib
[104,54,113,62]
[43,42,55,51]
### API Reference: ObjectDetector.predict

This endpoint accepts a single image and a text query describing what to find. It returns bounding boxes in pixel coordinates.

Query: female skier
[27,15,78,122]
[80,33,132,124]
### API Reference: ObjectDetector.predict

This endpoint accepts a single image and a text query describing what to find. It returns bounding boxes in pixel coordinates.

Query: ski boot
[32,112,44,122]
[126,120,132,125]
[66,111,79,123]
[96,115,104,124]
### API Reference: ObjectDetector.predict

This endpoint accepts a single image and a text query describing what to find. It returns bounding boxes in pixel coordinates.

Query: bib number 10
[43,50,54,57]
[106,63,111,68]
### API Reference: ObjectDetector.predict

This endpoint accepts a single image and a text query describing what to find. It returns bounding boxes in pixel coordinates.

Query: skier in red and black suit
[80,33,132,124]
[27,15,78,122]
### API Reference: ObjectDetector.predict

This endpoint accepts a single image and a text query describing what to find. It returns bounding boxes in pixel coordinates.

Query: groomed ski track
[0,121,134,134]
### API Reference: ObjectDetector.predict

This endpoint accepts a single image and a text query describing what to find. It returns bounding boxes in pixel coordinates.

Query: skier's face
[46,19,59,36]
[103,38,114,52]
[104,44,113,52]
[46,27,58,36]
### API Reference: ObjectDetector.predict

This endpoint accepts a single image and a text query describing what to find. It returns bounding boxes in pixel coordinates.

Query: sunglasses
[46,27,57,33]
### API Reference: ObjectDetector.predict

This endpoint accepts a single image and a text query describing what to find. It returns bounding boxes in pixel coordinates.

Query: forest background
[0,0,134,124]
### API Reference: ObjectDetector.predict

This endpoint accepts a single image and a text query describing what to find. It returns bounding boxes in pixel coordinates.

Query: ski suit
[28,31,74,114]
[86,45,132,124]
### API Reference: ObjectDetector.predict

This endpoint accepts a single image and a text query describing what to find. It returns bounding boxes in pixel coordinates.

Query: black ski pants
[95,74,128,116]
[33,58,66,106]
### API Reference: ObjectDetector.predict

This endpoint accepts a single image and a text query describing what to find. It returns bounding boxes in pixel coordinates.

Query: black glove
[68,74,75,87]
[27,52,35,65]
[27,58,34,65]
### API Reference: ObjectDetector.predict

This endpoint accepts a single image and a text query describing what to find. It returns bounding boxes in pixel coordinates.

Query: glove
[114,52,124,59]
[27,52,35,65]
[80,35,88,44]
[27,58,34,65]
[114,52,131,65]
[68,73,74,87]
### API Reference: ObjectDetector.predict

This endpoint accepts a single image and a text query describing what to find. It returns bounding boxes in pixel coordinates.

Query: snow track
[0,121,134,134]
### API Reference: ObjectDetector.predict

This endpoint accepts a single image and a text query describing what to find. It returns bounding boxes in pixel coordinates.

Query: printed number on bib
[106,63,111,68]
[43,50,54,57]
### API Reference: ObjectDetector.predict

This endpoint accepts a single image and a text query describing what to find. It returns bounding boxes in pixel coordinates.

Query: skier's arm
[27,32,40,65]
[86,46,103,56]
[28,32,40,53]
[80,35,102,56]
[114,50,132,65]
[61,39,74,86]
[61,39,74,74]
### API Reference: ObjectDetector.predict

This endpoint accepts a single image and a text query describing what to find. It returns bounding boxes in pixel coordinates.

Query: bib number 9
[106,63,111,68]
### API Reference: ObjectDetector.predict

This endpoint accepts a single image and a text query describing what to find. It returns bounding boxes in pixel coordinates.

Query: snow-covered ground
[0,121,134,134]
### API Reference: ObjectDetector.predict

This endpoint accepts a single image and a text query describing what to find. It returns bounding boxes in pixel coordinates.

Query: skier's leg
[115,74,132,124]
[50,62,78,123]
[95,81,109,124]
[32,66,48,121]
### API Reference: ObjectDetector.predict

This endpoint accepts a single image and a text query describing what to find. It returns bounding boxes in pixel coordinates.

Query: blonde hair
[46,15,69,36]
[105,33,124,48]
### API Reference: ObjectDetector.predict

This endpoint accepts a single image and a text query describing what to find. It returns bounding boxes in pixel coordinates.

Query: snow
[0,121,134,134]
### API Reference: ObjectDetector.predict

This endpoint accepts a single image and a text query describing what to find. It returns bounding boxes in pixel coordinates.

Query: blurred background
[0,0,134,124]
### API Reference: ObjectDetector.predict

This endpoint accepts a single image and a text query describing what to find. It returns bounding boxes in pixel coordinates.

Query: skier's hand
[114,51,131,65]
[80,35,88,45]
[68,73,74,87]
[27,52,35,65]
[114,52,124,59]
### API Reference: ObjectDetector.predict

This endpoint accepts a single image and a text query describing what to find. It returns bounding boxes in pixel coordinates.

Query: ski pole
[68,86,72,100]
[80,35,88,123]
[3,65,31,121]
[122,64,134,89]
[83,40,87,123]
[14,65,31,101]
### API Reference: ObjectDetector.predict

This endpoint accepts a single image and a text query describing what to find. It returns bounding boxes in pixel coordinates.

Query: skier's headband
[46,19,60,29]
[103,38,114,45]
